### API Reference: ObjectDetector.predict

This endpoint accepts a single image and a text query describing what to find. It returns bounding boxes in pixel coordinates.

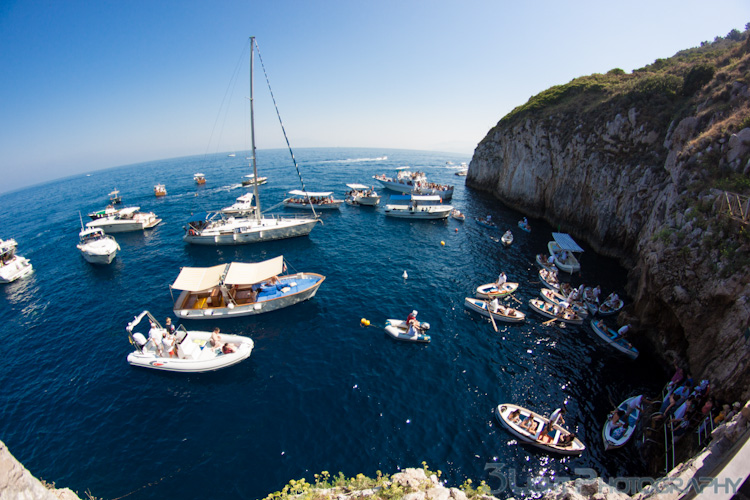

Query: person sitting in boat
[222,343,237,354]
[537,422,554,443]
[609,409,625,428]
[406,310,423,336]
[614,324,630,340]
[504,230,512,238]
[521,415,537,433]
[560,250,568,261]
[558,432,576,447]
[210,327,223,351]
[611,420,628,440]
[546,254,556,267]
[508,409,522,423]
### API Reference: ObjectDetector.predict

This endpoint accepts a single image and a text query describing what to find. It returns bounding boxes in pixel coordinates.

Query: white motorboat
[221,193,257,215]
[602,395,641,450]
[475,282,519,299]
[194,173,206,185]
[241,174,268,186]
[344,183,380,206]
[539,288,588,318]
[154,184,167,197]
[283,190,343,210]
[77,227,119,264]
[184,38,318,245]
[171,255,325,319]
[384,194,452,219]
[528,298,584,325]
[547,233,583,273]
[126,310,253,373]
[501,230,513,246]
[373,167,454,200]
[88,205,119,220]
[495,404,585,455]
[464,297,525,323]
[86,206,161,233]
[384,319,431,343]
[590,319,639,359]
[0,238,33,284]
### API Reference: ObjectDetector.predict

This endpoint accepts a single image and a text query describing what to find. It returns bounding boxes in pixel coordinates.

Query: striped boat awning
[552,233,584,252]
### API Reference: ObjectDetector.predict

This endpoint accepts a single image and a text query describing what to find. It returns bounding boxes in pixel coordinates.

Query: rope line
[253,39,319,219]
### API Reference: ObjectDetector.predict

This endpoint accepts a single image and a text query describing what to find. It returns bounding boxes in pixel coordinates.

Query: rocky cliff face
[467,37,750,401]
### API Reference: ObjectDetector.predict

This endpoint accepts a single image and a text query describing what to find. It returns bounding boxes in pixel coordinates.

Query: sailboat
[184,37,319,246]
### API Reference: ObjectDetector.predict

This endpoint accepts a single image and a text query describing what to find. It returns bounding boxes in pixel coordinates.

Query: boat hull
[174,273,325,319]
[184,217,317,245]
[464,297,525,323]
[283,199,342,210]
[598,299,624,316]
[475,282,519,299]
[384,319,431,342]
[0,256,33,283]
[384,205,452,219]
[548,241,581,273]
[589,319,638,359]
[495,404,585,455]
[602,396,640,450]
[87,216,161,233]
[539,288,588,318]
[528,298,583,325]
[128,332,254,373]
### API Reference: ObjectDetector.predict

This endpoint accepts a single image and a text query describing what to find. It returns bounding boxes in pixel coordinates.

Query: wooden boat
[170,255,325,319]
[517,220,531,232]
[464,297,525,323]
[528,298,583,325]
[475,282,519,299]
[602,396,641,450]
[590,319,638,359]
[384,319,431,343]
[540,288,588,318]
[548,233,583,273]
[450,209,465,221]
[535,254,556,272]
[154,184,167,197]
[598,295,624,316]
[501,230,513,246]
[475,217,497,229]
[539,268,560,290]
[126,311,254,373]
[495,404,585,455]
[194,173,206,185]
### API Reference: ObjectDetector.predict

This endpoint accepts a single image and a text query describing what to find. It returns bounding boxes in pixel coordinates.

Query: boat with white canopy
[194,173,206,185]
[126,310,254,373]
[283,190,343,210]
[184,37,318,245]
[170,255,325,319]
[0,238,33,283]
[373,167,454,199]
[547,232,584,273]
[86,206,161,233]
[108,189,122,204]
[344,183,380,206]
[383,194,452,219]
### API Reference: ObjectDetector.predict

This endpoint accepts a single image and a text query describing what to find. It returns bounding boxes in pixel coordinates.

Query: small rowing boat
[590,319,638,359]
[464,297,525,323]
[539,268,560,290]
[501,230,513,246]
[528,298,583,325]
[539,288,588,318]
[450,208,466,221]
[475,217,497,229]
[602,395,642,450]
[475,281,519,299]
[598,294,624,316]
[495,404,585,455]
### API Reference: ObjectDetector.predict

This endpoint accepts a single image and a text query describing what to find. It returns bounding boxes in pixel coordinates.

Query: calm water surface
[0,148,663,499]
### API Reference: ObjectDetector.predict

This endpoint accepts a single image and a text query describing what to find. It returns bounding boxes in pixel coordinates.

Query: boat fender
[253,303,262,311]
[227,303,235,309]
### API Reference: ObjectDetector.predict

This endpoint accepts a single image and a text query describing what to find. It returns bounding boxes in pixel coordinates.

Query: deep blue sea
[0,148,664,499]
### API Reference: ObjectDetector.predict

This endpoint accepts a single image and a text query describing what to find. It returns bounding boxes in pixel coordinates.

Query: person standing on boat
[165,317,176,335]
[490,297,500,314]
[496,272,507,287]
[592,285,602,303]
[549,406,566,427]
[147,321,164,357]
[624,394,652,419]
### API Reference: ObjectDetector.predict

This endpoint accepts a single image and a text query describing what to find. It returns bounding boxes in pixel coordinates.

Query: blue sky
[0,0,747,194]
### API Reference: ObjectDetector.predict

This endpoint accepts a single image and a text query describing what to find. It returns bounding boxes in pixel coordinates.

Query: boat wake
[316,156,388,164]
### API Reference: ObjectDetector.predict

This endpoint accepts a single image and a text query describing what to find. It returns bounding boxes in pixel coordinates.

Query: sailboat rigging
[184,37,319,245]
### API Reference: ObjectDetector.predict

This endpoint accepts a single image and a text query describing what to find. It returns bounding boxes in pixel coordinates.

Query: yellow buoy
[440,241,445,246]
[360,318,371,326]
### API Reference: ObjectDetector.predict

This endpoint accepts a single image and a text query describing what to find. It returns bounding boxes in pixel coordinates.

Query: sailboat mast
[249,36,261,221]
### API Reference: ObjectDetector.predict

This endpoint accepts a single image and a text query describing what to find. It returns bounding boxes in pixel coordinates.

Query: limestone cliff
[0,441,82,500]
[468,30,750,401]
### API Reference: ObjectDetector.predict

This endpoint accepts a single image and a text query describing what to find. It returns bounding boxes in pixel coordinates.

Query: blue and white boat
[602,395,642,450]
[170,255,325,319]
[590,319,638,359]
